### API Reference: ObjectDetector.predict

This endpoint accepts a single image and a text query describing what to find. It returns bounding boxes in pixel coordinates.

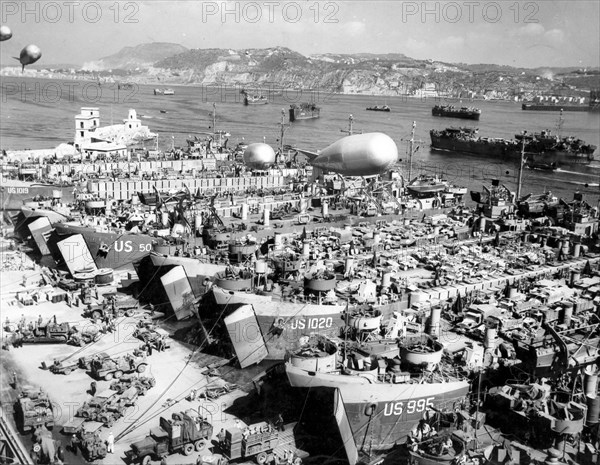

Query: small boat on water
[525,159,557,171]
[241,89,268,105]
[159,110,168,114]
[366,105,391,112]
[244,94,268,105]
[154,88,174,96]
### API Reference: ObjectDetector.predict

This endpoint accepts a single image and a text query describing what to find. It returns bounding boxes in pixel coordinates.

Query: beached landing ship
[200,268,347,364]
[285,335,470,459]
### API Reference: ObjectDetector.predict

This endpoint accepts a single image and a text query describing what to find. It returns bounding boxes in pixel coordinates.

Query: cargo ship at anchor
[521,103,589,112]
[430,127,596,166]
[289,103,320,122]
[432,105,481,120]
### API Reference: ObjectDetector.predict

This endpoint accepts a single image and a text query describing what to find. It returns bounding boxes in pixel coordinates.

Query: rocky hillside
[70,43,600,99]
[137,46,446,94]
[83,42,188,71]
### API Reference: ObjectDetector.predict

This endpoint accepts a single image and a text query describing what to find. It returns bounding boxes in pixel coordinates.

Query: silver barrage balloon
[296,132,398,176]
[0,25,12,41]
[16,44,42,70]
[243,143,276,169]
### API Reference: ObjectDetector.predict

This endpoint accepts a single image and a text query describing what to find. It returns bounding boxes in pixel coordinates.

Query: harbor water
[1,76,599,202]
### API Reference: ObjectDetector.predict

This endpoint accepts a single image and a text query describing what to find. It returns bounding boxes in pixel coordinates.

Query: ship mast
[211,103,220,146]
[341,114,354,136]
[278,108,289,163]
[400,121,422,182]
[516,137,525,199]
[556,109,564,138]
[408,121,416,182]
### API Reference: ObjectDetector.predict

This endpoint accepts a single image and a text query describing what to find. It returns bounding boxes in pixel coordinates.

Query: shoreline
[0,70,520,103]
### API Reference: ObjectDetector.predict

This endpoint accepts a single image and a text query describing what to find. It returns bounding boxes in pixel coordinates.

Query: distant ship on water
[432,104,481,120]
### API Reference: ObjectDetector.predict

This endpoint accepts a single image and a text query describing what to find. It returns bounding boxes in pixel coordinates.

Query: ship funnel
[561,302,574,327]
[584,366,598,397]
[570,270,581,287]
[427,307,441,337]
[484,326,498,352]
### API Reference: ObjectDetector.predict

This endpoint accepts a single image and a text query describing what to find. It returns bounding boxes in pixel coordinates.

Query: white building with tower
[74,107,156,153]
[74,107,100,146]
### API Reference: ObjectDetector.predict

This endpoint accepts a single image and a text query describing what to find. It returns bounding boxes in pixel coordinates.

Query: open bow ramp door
[224,305,268,368]
[57,233,98,275]
[28,217,53,256]
[160,265,196,320]
[334,389,359,465]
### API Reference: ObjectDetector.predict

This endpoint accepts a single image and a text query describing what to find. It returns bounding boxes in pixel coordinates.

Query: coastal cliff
[3,43,598,101]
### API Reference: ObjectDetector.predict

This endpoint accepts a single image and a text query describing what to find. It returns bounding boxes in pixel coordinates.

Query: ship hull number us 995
[383,397,435,416]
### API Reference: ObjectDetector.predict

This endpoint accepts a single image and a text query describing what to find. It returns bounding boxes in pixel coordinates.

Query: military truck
[78,352,111,371]
[90,352,148,380]
[219,421,279,464]
[68,421,106,461]
[78,428,107,461]
[110,375,156,396]
[106,293,139,315]
[76,390,120,422]
[31,427,64,465]
[68,325,101,346]
[133,326,171,350]
[84,294,139,320]
[75,389,134,427]
[14,388,54,432]
[127,411,213,464]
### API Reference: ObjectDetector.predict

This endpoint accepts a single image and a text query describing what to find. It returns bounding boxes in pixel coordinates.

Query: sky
[0,0,598,68]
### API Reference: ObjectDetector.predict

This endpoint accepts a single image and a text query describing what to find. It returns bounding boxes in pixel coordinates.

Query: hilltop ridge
[5,43,599,100]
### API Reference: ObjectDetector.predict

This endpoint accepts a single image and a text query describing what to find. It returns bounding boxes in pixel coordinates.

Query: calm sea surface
[1,76,599,202]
